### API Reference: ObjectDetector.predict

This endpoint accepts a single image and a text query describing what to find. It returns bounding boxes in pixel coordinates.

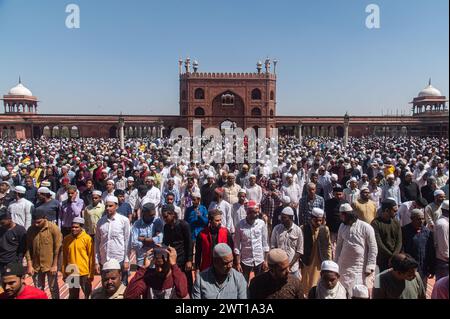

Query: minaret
[178,59,183,74]
[256,61,262,74]
[264,57,271,73]
[185,57,191,73]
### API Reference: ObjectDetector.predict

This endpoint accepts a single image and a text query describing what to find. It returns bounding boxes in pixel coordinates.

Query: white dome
[8,82,33,96]
[418,84,442,97]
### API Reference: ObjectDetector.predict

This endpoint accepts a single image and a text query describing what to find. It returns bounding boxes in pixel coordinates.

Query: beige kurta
[301,227,321,295]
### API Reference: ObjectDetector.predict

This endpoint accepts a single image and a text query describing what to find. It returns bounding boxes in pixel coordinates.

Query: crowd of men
[0,135,448,299]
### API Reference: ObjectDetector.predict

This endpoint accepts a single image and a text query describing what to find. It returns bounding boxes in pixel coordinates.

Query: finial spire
[428,77,431,86]
[19,76,21,84]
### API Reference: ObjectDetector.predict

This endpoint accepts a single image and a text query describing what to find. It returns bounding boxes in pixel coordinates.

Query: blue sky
[0,0,448,116]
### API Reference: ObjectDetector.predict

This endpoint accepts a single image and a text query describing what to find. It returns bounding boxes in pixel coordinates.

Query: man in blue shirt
[115,189,133,222]
[185,191,208,241]
[130,203,163,268]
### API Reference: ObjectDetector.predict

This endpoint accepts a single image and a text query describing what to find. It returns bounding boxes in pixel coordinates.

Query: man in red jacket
[195,209,234,272]
[0,262,47,299]
[124,246,188,299]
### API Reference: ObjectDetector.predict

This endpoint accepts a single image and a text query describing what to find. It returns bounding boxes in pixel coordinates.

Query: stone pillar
[298,124,303,144]
[119,122,125,150]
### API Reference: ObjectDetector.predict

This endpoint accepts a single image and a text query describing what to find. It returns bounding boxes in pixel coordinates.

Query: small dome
[8,82,33,96]
[418,82,442,97]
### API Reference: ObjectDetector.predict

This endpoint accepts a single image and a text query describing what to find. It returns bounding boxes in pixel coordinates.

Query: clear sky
[0,0,448,116]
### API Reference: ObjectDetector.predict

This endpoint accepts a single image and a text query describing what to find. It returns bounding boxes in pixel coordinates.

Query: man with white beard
[281,173,301,220]
[334,203,377,297]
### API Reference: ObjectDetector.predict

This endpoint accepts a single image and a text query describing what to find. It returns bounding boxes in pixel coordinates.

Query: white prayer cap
[14,186,26,194]
[360,186,369,192]
[330,174,338,182]
[127,176,134,182]
[386,174,395,179]
[267,248,289,265]
[434,189,445,197]
[105,195,118,204]
[102,259,121,271]
[92,190,102,196]
[249,174,256,178]
[405,172,414,177]
[282,196,291,204]
[349,177,357,183]
[442,200,449,211]
[228,173,235,178]
[311,208,324,218]
[286,173,293,178]
[339,203,353,213]
[106,179,115,185]
[212,243,233,258]
[281,207,294,216]
[145,176,155,181]
[101,169,108,173]
[192,190,201,198]
[352,285,369,299]
[321,260,339,274]
[207,172,215,179]
[37,187,51,194]
[238,189,247,195]
[1,171,9,177]
[72,217,85,224]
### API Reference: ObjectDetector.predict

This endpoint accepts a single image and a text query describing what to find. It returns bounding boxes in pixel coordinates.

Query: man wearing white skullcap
[424,189,446,229]
[434,199,449,280]
[270,205,304,279]
[192,243,247,299]
[231,189,248,230]
[352,285,369,299]
[95,195,131,287]
[244,173,262,207]
[300,207,331,295]
[335,202,377,298]
[223,172,241,205]
[7,185,34,229]
[353,186,377,224]
[91,259,126,299]
[101,179,116,202]
[343,177,360,204]
[308,260,348,299]
[185,188,208,242]
[143,175,161,208]
[281,172,301,223]
[83,190,105,237]
[35,186,60,223]
[62,216,95,299]
[249,248,304,299]
[401,208,435,285]
[381,173,401,205]
[200,171,218,209]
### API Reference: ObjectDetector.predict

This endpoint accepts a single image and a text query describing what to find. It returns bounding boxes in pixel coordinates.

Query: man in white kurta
[245,175,262,204]
[281,174,302,219]
[208,188,234,234]
[334,203,377,297]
